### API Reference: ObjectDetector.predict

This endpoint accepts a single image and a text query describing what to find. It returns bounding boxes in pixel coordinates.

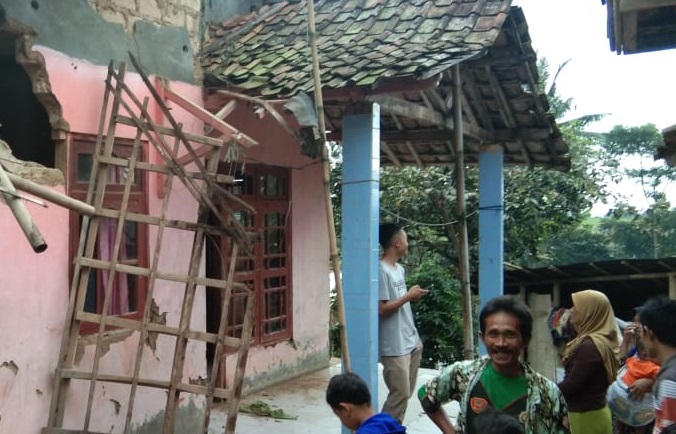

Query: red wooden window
[68,135,148,333]
[210,164,292,347]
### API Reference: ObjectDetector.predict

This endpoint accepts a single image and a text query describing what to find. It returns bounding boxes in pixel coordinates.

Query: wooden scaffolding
[43,57,258,434]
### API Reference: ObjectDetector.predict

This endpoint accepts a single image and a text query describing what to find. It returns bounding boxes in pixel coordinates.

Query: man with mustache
[418,295,570,434]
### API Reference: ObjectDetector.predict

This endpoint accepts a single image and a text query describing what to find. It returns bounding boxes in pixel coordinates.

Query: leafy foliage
[407,257,465,368]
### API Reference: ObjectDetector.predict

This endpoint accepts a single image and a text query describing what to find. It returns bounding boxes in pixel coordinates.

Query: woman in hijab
[558,289,620,434]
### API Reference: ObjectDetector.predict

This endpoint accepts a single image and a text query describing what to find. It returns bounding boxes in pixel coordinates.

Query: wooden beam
[461,71,494,132]
[505,271,672,287]
[485,65,517,129]
[322,74,441,101]
[379,127,550,143]
[162,87,258,147]
[380,141,402,168]
[204,99,237,136]
[391,113,424,168]
[115,115,225,147]
[619,0,676,12]
[622,10,639,52]
[368,94,444,126]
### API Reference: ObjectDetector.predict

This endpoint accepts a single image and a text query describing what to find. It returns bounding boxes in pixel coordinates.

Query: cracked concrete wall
[1,0,199,83]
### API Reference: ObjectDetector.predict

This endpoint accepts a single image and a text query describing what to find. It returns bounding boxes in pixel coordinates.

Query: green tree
[600,124,676,258]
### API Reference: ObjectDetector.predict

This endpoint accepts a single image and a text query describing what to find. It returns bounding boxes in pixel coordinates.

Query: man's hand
[407,284,429,301]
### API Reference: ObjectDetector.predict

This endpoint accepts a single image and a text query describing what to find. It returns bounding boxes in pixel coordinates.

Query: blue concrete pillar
[341,103,380,411]
[478,145,504,355]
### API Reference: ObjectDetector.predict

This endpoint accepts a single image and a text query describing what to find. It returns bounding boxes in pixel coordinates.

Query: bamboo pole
[306,0,351,372]
[7,172,96,216]
[0,163,47,252]
[453,64,475,360]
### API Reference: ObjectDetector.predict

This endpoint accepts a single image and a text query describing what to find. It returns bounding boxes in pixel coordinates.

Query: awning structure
[502,258,676,319]
[202,0,570,171]
[602,0,676,54]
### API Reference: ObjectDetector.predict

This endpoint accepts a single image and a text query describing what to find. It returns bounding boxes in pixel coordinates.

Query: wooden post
[453,64,474,359]
[306,0,351,372]
[669,273,676,300]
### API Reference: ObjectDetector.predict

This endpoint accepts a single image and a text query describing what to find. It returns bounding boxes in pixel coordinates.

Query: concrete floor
[209,359,459,434]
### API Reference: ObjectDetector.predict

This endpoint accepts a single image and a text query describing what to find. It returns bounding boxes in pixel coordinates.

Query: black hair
[473,410,525,434]
[379,223,402,250]
[326,372,371,408]
[479,295,533,342]
[638,296,676,347]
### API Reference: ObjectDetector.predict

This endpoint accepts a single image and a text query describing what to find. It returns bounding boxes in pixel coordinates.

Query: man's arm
[418,365,460,433]
[423,408,456,434]
[378,285,428,317]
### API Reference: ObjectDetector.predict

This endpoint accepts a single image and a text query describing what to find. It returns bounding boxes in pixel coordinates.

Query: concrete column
[478,145,504,354]
[341,103,381,408]
[528,292,557,381]
[552,282,561,306]
[670,273,676,300]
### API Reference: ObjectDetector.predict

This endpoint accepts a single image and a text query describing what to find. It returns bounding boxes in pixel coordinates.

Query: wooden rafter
[390,112,423,168]
[461,71,494,132]
[619,0,676,11]
[420,91,455,157]
[379,127,552,144]
[380,141,402,168]
[485,66,516,129]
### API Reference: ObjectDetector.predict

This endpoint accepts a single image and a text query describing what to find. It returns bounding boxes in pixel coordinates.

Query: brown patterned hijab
[563,289,620,383]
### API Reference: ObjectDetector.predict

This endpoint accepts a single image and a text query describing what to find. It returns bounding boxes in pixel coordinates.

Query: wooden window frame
[68,134,149,335]
[220,164,293,347]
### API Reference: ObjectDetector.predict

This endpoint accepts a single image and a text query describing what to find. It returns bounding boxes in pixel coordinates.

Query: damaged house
[0,0,329,433]
[1,0,570,432]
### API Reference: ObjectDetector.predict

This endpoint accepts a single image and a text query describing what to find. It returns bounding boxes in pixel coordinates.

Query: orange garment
[621,355,660,386]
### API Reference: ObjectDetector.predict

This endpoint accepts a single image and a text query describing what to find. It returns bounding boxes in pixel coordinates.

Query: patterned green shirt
[418,357,570,434]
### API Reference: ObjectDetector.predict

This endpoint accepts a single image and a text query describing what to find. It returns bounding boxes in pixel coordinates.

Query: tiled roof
[202,0,511,97]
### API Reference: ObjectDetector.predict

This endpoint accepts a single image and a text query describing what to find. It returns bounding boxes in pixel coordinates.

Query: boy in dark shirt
[326,372,406,434]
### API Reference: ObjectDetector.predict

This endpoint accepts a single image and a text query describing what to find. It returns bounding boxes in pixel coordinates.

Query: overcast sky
[512,0,676,215]
[513,0,676,132]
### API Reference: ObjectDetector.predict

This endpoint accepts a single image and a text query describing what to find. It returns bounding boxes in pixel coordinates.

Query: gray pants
[380,341,423,423]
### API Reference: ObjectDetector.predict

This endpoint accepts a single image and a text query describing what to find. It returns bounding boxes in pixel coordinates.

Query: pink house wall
[0,47,207,433]
[219,106,331,390]
[0,45,331,432]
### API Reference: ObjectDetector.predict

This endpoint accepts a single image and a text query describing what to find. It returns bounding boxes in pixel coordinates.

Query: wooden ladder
[43,59,257,434]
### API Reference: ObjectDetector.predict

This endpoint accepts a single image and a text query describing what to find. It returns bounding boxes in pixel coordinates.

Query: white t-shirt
[378,261,420,357]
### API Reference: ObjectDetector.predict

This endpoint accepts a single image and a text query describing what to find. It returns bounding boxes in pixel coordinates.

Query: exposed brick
[109,0,137,14]
[161,4,185,27]
[138,0,162,22]
[97,8,129,29]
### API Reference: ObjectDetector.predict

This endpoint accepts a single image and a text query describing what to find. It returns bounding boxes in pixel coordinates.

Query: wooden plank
[59,371,232,399]
[123,134,180,434]
[83,111,146,432]
[202,244,239,432]
[622,10,638,52]
[76,312,242,346]
[204,100,238,136]
[47,62,126,430]
[216,90,298,141]
[77,257,250,290]
[175,144,212,166]
[461,71,494,132]
[390,113,424,168]
[115,115,225,147]
[98,155,234,182]
[368,94,444,126]
[163,86,258,148]
[485,66,516,129]
[96,208,239,236]
[225,289,255,434]
[619,0,676,11]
